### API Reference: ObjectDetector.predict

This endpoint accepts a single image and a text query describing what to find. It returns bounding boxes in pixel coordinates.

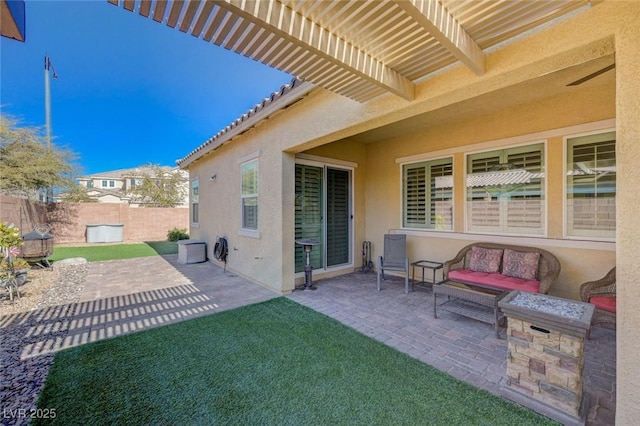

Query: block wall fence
[0,195,189,245]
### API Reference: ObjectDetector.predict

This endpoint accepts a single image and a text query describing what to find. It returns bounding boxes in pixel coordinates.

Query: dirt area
[0,267,60,316]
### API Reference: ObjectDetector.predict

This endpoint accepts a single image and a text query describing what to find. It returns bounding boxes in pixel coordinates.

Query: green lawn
[49,241,178,262]
[36,298,557,425]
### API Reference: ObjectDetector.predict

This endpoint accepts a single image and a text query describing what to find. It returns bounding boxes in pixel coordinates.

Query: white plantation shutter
[468,153,501,230]
[403,158,453,229]
[241,160,258,230]
[404,166,427,226]
[566,131,616,239]
[191,180,199,224]
[467,144,545,235]
[506,149,543,231]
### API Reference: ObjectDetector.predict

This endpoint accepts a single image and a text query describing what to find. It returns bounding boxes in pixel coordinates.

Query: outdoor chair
[376,234,410,293]
[580,266,616,337]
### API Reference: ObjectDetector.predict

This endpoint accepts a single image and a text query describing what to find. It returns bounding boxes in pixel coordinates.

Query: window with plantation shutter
[241,159,258,230]
[566,131,616,239]
[402,158,453,230]
[466,143,545,235]
[191,180,199,224]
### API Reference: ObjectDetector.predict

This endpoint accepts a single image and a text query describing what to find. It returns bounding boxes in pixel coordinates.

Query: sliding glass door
[295,164,352,273]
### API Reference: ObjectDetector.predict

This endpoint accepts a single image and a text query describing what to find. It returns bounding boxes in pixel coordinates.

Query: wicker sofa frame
[443,242,561,294]
[580,266,616,333]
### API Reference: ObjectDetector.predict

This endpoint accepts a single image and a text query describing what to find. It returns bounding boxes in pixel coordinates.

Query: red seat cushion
[589,296,616,313]
[448,269,540,293]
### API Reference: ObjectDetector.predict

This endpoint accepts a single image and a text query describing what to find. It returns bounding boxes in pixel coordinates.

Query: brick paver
[2,257,615,425]
[289,272,616,426]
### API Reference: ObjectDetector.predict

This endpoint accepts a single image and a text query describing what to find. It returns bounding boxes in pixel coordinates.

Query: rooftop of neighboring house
[79,165,183,180]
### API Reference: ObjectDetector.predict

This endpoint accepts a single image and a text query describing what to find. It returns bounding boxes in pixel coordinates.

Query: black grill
[21,229,54,267]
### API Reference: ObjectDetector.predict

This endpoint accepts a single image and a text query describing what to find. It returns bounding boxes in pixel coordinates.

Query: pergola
[107,0,595,102]
[0,0,26,42]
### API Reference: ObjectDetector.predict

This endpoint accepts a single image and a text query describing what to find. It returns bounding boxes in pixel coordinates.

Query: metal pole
[44,55,52,149]
[44,55,58,202]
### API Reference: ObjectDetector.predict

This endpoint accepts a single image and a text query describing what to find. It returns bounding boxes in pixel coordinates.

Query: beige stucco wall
[187,115,297,293]
[362,76,615,301]
[613,2,640,422]
[184,1,640,421]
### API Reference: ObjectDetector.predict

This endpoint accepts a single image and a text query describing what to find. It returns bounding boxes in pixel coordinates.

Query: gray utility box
[178,239,207,264]
[86,224,124,243]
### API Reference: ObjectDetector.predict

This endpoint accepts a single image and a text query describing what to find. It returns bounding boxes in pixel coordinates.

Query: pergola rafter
[107,0,590,102]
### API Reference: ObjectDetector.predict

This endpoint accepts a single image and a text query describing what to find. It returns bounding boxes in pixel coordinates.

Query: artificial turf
[49,241,178,262]
[36,298,557,425]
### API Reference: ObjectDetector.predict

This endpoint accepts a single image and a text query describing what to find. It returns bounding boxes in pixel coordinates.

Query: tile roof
[81,165,177,179]
[176,77,314,167]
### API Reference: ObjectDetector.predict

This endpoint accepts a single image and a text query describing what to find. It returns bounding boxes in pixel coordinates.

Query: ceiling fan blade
[567,63,615,86]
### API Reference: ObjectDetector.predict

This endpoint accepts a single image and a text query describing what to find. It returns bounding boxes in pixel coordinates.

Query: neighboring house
[115,1,640,423]
[77,166,189,207]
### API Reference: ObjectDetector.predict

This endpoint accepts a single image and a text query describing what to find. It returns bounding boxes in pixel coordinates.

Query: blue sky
[1,0,291,175]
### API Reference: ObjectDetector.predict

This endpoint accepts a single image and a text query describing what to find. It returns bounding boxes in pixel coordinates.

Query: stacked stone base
[501,317,588,426]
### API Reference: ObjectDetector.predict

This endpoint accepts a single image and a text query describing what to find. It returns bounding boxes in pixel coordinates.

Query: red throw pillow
[502,249,540,280]
[468,246,503,273]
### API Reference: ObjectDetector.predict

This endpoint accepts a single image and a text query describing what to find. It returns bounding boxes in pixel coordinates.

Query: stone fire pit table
[498,290,594,426]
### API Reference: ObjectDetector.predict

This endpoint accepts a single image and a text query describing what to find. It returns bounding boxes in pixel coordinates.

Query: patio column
[281,152,297,293]
[614,5,640,424]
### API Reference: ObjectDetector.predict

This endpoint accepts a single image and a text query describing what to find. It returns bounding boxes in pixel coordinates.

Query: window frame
[465,141,546,237]
[401,156,454,231]
[239,151,261,238]
[564,129,616,241]
[191,179,199,225]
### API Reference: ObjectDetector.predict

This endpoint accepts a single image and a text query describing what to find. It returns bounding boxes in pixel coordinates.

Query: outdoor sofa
[443,242,561,294]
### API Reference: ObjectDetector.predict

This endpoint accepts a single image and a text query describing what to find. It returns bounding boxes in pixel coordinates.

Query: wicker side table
[433,281,508,338]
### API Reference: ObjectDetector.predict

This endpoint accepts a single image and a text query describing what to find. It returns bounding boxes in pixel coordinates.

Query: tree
[125,165,187,208]
[57,184,98,203]
[0,114,77,198]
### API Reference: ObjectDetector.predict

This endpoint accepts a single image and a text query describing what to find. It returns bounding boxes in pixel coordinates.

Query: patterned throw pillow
[468,246,503,273]
[502,249,540,280]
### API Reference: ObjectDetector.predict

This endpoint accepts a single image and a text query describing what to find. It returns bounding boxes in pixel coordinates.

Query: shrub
[167,228,189,242]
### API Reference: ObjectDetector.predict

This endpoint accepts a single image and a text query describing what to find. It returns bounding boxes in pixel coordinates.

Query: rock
[54,257,87,267]
[0,261,87,425]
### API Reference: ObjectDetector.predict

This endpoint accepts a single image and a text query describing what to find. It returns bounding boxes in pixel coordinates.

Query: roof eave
[176,78,316,169]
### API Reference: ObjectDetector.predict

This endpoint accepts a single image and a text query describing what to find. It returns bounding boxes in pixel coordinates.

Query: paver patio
[0,255,615,425]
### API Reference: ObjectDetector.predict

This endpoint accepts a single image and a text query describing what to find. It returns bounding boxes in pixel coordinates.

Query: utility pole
[44,55,58,201]
[44,54,58,149]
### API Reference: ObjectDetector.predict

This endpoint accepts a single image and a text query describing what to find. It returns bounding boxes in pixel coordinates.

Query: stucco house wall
[182,2,640,422]
[188,111,296,292]
[359,81,615,301]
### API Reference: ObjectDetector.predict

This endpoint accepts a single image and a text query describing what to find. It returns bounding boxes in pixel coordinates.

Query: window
[402,157,453,230]
[241,159,258,230]
[109,180,115,188]
[86,181,93,188]
[566,131,615,239]
[467,143,545,235]
[101,180,107,188]
[191,180,199,224]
